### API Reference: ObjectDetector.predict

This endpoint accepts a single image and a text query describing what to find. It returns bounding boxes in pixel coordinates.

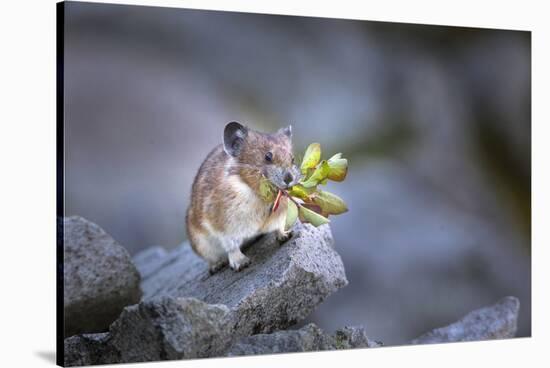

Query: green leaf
[327,156,348,182]
[301,160,330,188]
[288,184,315,200]
[302,202,328,218]
[303,168,315,181]
[313,190,348,215]
[259,176,277,203]
[300,143,321,175]
[285,200,299,230]
[301,203,324,216]
[298,205,330,227]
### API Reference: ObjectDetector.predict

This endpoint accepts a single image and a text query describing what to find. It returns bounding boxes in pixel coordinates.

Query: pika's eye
[265,151,273,163]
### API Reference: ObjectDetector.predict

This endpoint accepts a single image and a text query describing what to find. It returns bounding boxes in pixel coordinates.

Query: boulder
[333,326,383,349]
[227,324,380,356]
[63,216,141,337]
[135,222,347,335]
[64,333,117,367]
[64,222,348,365]
[64,297,232,365]
[411,296,520,344]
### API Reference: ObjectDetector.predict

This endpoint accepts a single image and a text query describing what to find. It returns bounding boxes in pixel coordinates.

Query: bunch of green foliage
[260,143,349,229]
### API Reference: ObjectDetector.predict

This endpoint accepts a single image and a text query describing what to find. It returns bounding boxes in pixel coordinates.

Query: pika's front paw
[276,230,293,244]
[229,251,251,272]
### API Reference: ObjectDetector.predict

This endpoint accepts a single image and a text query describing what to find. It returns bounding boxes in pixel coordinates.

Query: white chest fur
[225,175,285,238]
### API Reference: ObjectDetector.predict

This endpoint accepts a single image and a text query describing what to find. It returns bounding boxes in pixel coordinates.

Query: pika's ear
[278,125,292,139]
[223,122,248,157]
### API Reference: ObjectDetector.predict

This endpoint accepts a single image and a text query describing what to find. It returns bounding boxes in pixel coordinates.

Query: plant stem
[281,190,302,207]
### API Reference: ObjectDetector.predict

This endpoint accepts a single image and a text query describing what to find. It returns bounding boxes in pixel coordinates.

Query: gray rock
[333,326,383,349]
[64,333,117,367]
[135,222,347,335]
[411,296,520,344]
[227,324,380,356]
[110,297,233,362]
[64,297,233,366]
[132,245,171,280]
[63,216,142,337]
[227,324,332,356]
[65,222,348,365]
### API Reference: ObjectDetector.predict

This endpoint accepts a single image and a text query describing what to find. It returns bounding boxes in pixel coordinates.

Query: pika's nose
[283,172,293,185]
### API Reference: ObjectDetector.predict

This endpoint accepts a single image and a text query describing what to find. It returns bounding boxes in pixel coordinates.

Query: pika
[186,122,301,273]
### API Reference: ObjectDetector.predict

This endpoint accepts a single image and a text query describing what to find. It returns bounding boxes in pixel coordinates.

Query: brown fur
[185,124,297,272]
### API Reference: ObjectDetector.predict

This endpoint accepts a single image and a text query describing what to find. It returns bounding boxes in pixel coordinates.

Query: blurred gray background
[63,2,531,345]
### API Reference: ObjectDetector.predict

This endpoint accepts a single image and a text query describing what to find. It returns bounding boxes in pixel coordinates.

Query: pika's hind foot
[228,250,251,271]
[276,229,293,244]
